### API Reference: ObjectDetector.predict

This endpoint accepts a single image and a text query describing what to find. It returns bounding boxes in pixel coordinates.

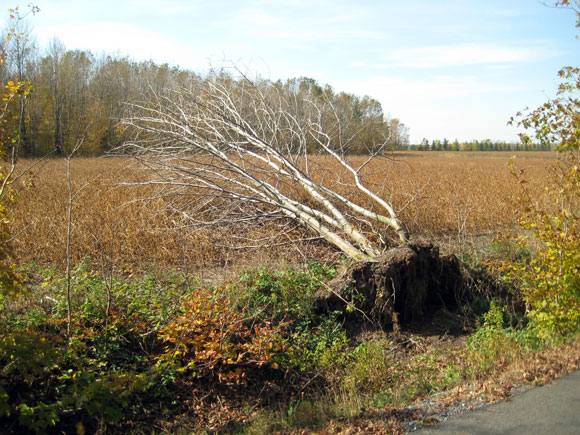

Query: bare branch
[120,70,410,261]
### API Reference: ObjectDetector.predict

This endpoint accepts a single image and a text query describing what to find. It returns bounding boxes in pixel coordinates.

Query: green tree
[504,1,580,338]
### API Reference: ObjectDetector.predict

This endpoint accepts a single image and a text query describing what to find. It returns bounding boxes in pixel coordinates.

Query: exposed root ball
[314,242,463,328]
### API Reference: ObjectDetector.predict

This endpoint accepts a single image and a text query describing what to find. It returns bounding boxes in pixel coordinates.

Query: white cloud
[349,62,368,68]
[350,75,513,101]
[35,22,209,70]
[387,44,561,68]
[124,0,201,16]
[334,75,522,142]
[232,8,283,26]
[217,5,387,42]
[289,44,317,52]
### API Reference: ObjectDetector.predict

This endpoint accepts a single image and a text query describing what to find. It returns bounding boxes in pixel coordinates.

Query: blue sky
[3,0,579,143]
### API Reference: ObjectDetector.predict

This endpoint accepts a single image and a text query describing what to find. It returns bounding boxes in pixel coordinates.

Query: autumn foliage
[158,288,288,383]
[0,267,292,433]
[0,7,34,294]
[500,67,580,338]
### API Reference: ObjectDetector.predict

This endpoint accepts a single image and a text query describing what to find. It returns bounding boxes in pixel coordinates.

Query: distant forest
[1,19,410,157]
[409,138,552,152]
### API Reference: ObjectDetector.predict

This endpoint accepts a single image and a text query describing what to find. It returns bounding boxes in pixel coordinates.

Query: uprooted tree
[122,71,463,326]
[122,71,410,261]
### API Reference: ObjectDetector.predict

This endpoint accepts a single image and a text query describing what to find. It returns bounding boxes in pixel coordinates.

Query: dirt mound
[314,242,463,329]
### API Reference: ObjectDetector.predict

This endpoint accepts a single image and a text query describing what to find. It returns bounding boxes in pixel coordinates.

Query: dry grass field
[9,151,555,273]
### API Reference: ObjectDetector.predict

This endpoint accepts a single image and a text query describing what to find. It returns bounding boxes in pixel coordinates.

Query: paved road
[417,369,580,434]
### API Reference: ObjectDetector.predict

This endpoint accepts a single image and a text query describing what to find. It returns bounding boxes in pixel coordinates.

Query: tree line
[0,19,409,157]
[412,138,552,152]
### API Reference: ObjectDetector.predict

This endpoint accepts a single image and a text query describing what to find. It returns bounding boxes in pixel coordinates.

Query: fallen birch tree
[121,72,410,262]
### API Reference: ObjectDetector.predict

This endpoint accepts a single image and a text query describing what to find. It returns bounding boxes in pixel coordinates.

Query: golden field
[9,151,555,272]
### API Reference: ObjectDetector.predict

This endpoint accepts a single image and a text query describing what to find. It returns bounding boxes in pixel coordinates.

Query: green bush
[229,261,347,371]
[1,262,344,432]
[506,67,580,339]
[235,260,335,321]
[0,265,196,432]
[467,302,540,372]
[344,339,395,394]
